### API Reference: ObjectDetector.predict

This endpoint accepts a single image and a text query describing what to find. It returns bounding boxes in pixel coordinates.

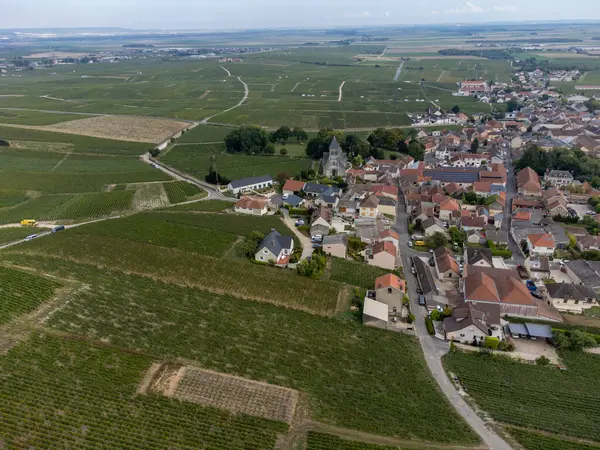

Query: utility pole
[211,151,220,188]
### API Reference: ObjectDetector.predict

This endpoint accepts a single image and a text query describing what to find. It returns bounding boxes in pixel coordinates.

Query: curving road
[392,198,512,450]
[201,74,249,124]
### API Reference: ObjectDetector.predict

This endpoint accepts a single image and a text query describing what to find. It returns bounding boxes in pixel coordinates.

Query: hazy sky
[2,0,600,30]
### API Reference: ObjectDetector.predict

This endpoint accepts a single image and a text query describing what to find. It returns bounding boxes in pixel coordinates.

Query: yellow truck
[415,240,426,247]
[20,219,37,226]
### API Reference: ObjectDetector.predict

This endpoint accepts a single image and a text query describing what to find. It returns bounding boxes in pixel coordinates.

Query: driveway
[281,214,314,261]
[394,193,512,450]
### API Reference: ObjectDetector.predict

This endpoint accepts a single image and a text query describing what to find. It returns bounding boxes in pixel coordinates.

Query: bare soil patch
[1,116,190,143]
[130,182,170,210]
[198,90,211,100]
[140,362,299,424]
[26,51,88,59]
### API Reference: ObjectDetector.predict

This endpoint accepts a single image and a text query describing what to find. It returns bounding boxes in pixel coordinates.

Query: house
[527,233,555,257]
[363,298,389,329]
[322,137,349,178]
[373,274,406,312]
[255,230,294,266]
[365,241,397,270]
[439,198,460,221]
[516,167,542,197]
[486,229,509,246]
[376,195,397,217]
[434,247,460,280]
[359,195,380,218]
[422,217,446,237]
[282,179,306,195]
[576,234,600,252]
[321,234,348,258]
[461,216,487,232]
[228,175,273,195]
[544,170,573,188]
[379,229,400,249]
[310,206,332,237]
[303,182,341,198]
[465,247,493,267]
[467,230,487,245]
[444,302,502,344]
[546,283,598,313]
[234,196,269,216]
[564,260,600,292]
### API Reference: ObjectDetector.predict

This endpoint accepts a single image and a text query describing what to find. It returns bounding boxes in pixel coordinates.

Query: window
[388,287,392,294]
[460,333,465,337]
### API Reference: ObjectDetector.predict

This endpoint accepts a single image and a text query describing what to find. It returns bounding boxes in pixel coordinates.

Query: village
[221,69,600,364]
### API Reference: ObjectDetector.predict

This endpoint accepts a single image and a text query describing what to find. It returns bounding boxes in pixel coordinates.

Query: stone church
[321,136,349,178]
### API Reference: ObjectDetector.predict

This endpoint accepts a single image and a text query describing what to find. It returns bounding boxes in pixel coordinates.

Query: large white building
[227,175,273,195]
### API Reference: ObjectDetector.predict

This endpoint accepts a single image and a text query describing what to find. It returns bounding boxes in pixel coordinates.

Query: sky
[2,0,600,30]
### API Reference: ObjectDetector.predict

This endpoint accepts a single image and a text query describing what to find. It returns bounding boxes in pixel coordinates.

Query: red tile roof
[282,179,306,192]
[235,196,268,210]
[528,233,555,248]
[375,273,405,292]
[380,229,400,241]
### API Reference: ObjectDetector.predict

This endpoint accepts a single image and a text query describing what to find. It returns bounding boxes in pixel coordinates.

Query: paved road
[392,197,512,450]
[393,60,405,81]
[140,153,232,201]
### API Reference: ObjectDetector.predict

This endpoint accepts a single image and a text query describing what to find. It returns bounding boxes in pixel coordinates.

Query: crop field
[330,258,391,289]
[0,226,50,245]
[162,180,204,203]
[0,254,477,444]
[508,428,600,450]
[43,191,134,219]
[0,333,287,449]
[144,211,290,236]
[177,124,233,143]
[161,143,313,181]
[145,364,300,424]
[444,351,600,442]
[306,432,399,449]
[0,189,28,208]
[166,199,233,212]
[72,214,238,257]
[15,233,341,314]
[130,182,170,210]
[0,266,62,325]
[0,195,74,224]
[0,109,94,125]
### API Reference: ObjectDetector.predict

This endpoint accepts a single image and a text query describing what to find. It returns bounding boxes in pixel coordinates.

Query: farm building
[227,175,273,195]
[362,297,388,329]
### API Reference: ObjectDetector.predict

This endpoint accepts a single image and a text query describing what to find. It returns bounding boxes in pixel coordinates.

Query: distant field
[166,199,233,211]
[43,191,134,220]
[177,124,232,143]
[0,254,477,444]
[0,226,51,245]
[0,109,93,125]
[444,350,600,442]
[306,432,399,449]
[160,143,312,181]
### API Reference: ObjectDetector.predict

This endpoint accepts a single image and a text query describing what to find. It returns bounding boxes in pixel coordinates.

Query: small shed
[363,298,388,329]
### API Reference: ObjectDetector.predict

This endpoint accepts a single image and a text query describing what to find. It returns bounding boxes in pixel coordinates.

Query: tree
[407,140,425,161]
[276,172,289,185]
[570,330,597,350]
[280,148,288,156]
[292,127,308,143]
[297,253,327,278]
[470,138,480,154]
[224,126,270,154]
[272,125,292,144]
[305,128,345,160]
[425,232,448,249]
[451,105,461,114]
[264,143,275,154]
[240,231,265,259]
[149,148,160,157]
[506,99,519,112]
[448,227,467,246]
[345,135,371,158]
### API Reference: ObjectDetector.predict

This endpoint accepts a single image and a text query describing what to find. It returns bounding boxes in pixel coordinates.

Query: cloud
[444,2,484,14]
[384,12,390,17]
[342,11,370,18]
[493,5,519,12]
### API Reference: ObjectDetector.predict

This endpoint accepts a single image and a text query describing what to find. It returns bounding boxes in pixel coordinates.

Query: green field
[44,191,134,219]
[0,254,478,444]
[0,265,62,325]
[444,350,600,442]
[0,226,50,245]
[160,143,313,181]
[165,199,233,211]
[330,258,392,289]
[306,432,406,449]
[0,332,287,449]
[0,195,75,224]
[0,189,30,208]
[162,180,204,203]
[508,428,600,450]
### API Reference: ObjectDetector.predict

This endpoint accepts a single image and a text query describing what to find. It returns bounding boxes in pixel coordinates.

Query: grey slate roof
[565,260,600,291]
[323,234,348,246]
[546,283,597,301]
[424,168,481,184]
[466,247,493,266]
[259,230,292,256]
[413,257,439,296]
[229,175,272,189]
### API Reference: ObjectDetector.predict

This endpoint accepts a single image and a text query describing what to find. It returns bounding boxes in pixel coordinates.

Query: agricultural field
[0,189,29,208]
[508,428,600,450]
[177,124,233,143]
[0,195,75,224]
[330,258,392,289]
[0,226,51,245]
[0,254,478,444]
[444,350,600,442]
[306,432,399,450]
[166,199,233,212]
[162,180,205,203]
[71,214,238,257]
[160,143,313,182]
[0,265,62,325]
[43,191,134,220]
[0,333,287,449]
[130,182,170,210]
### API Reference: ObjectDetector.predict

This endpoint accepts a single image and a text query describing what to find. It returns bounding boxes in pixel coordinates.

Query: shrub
[407,314,415,324]
[297,253,327,279]
[149,148,160,157]
[425,317,435,335]
[488,240,512,258]
[535,355,551,366]
[484,337,499,350]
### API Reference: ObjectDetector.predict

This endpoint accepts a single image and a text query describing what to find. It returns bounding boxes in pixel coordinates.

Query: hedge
[425,317,435,335]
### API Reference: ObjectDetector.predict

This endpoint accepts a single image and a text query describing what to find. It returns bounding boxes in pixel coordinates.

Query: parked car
[416,287,423,295]
[311,234,322,243]
[418,295,426,306]
[525,280,537,292]
[52,225,65,233]
[24,234,38,241]
[428,249,434,254]
[408,241,413,248]
[295,219,305,226]
[411,266,416,274]
[312,243,322,249]
[428,257,435,267]
[531,291,543,299]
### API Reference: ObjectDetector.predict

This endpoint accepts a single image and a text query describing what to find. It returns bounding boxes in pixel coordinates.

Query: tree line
[224,125,308,155]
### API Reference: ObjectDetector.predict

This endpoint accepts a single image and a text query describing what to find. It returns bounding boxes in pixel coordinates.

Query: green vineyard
[306,432,399,449]
[508,428,600,450]
[0,333,288,449]
[163,181,203,203]
[45,191,134,220]
[0,266,62,325]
